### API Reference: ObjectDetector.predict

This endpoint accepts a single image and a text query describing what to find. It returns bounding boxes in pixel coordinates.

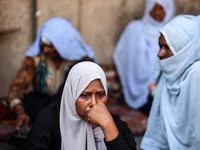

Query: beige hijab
[60,61,107,150]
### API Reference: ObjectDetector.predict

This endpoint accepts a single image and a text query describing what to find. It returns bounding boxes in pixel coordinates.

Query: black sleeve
[105,114,137,150]
[22,103,61,150]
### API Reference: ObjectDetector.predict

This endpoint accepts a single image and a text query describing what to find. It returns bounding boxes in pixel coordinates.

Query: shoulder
[38,102,60,120]
[23,57,35,66]
[190,61,200,74]
[180,61,200,90]
[125,20,142,31]
[32,102,60,133]
[30,102,60,139]
[111,113,130,132]
[119,20,142,39]
[184,61,200,80]
[22,56,42,69]
[110,113,137,149]
[111,114,123,124]
[23,102,61,150]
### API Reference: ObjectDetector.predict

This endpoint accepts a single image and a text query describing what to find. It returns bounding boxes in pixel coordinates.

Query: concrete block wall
[0,0,199,96]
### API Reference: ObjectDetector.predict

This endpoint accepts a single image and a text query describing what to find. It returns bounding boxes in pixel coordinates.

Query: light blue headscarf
[26,17,96,61]
[113,0,174,109]
[141,15,200,149]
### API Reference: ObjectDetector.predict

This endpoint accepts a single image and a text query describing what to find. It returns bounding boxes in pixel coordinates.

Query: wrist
[14,104,25,115]
[101,120,116,134]
[10,98,22,111]
[100,120,119,141]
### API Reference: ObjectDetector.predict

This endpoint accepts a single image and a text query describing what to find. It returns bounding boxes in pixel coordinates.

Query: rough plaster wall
[0,0,34,97]
[0,0,200,96]
[80,0,145,64]
[36,0,80,31]
[175,0,200,15]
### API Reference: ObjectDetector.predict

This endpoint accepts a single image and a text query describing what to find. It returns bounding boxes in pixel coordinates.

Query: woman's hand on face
[76,79,119,141]
[87,102,112,128]
[87,102,119,141]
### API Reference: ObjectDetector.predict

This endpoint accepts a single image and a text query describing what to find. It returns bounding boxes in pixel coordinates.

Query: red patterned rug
[107,98,148,135]
[0,97,16,140]
[100,64,148,136]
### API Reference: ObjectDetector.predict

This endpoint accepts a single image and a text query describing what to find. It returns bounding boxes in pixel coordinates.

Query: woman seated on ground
[22,61,137,150]
[113,0,174,116]
[141,15,200,149]
[7,17,96,130]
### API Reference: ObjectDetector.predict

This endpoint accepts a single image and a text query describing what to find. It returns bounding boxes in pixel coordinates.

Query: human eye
[164,44,170,50]
[80,93,90,99]
[159,43,162,49]
[96,92,106,99]
[163,45,170,53]
[166,46,172,53]
[158,5,164,11]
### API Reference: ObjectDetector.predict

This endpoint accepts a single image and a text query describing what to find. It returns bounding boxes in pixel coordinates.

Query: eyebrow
[159,42,169,47]
[82,90,105,93]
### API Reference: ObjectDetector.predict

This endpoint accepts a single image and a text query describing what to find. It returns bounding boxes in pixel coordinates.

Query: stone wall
[0,0,199,96]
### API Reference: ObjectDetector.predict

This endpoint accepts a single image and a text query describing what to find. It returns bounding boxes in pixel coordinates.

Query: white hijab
[113,0,174,109]
[141,15,200,149]
[60,61,107,150]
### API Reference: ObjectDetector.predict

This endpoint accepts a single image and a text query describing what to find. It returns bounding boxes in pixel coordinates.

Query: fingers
[15,113,30,130]
[87,102,110,127]
[15,120,23,130]
[25,116,30,125]
[15,116,24,130]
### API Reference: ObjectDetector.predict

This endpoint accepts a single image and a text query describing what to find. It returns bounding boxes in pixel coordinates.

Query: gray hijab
[60,61,107,150]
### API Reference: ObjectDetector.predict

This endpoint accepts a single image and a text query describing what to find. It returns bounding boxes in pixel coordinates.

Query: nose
[90,95,97,107]
[157,48,166,60]
[43,47,49,54]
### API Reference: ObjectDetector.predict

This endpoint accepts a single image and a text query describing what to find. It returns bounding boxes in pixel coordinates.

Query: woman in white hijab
[113,0,174,115]
[22,61,136,150]
[141,15,200,149]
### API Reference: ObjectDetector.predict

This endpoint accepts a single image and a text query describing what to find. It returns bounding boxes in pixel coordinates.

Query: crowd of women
[3,0,200,149]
